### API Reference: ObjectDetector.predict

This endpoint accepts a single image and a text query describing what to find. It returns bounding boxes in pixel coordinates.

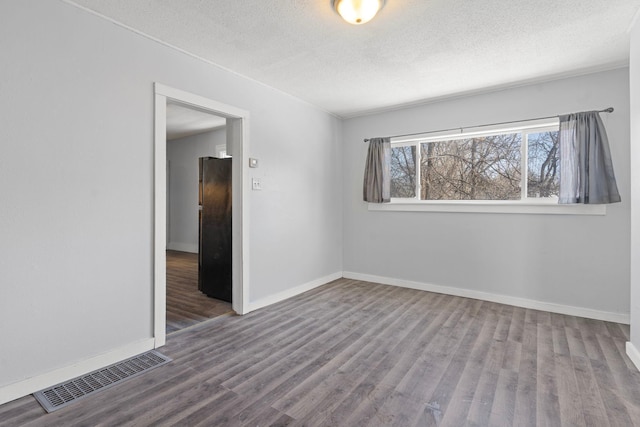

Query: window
[390,123,559,202]
[377,119,605,215]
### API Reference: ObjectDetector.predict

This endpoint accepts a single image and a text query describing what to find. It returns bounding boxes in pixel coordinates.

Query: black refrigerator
[198,157,232,302]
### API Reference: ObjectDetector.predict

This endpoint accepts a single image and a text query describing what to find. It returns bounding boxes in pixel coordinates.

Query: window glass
[420,133,522,200]
[390,145,416,198]
[527,131,559,198]
[390,124,559,203]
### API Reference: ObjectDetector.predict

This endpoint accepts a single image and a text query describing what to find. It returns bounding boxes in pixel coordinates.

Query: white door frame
[153,83,250,347]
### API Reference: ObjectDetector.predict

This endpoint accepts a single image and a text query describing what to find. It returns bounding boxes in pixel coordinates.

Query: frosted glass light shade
[332,0,386,25]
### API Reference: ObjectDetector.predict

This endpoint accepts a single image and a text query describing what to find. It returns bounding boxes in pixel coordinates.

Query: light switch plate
[249,158,259,168]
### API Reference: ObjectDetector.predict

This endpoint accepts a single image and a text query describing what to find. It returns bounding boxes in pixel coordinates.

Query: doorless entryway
[153,83,250,347]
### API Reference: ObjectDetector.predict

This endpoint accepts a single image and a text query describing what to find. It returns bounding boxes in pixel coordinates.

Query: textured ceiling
[166,102,225,140]
[67,0,640,117]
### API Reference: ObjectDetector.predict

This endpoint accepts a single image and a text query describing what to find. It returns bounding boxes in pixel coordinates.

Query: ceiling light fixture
[332,0,386,25]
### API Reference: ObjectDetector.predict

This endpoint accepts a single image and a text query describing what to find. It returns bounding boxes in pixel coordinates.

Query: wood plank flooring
[2,278,640,426]
[166,250,233,334]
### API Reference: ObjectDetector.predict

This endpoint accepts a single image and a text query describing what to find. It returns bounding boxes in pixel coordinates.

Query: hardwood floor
[2,278,640,426]
[166,250,233,334]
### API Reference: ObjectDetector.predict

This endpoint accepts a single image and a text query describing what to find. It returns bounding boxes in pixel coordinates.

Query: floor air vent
[33,350,172,413]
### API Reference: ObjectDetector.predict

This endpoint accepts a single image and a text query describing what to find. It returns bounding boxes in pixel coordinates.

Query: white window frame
[370,119,606,215]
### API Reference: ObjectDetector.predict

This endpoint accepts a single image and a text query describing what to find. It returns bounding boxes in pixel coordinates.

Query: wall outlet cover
[252,178,261,190]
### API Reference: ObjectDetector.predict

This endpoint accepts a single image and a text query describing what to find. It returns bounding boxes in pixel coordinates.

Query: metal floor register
[33,350,172,413]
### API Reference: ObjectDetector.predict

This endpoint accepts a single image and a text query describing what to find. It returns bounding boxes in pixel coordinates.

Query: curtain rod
[363,107,614,142]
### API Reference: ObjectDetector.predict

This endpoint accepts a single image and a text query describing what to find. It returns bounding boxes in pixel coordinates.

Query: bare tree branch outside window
[527,131,559,198]
[388,127,559,202]
[390,146,416,198]
[420,133,521,200]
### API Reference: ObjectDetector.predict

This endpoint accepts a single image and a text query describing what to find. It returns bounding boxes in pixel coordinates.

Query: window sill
[368,200,606,215]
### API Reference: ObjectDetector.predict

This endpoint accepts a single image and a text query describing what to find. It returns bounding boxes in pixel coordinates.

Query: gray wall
[0,0,342,390]
[630,20,640,352]
[167,129,226,253]
[342,68,630,317]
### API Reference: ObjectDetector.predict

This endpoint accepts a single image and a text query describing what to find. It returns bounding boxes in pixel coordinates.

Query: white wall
[167,129,226,253]
[342,69,630,320]
[629,18,640,367]
[0,0,342,400]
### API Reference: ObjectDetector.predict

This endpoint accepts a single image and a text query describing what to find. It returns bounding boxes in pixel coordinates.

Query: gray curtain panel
[558,111,621,204]
[363,137,391,203]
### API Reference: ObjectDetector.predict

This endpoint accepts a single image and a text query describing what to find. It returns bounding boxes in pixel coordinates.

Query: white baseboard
[343,271,630,324]
[0,338,155,406]
[247,272,343,312]
[166,242,198,253]
[627,342,640,372]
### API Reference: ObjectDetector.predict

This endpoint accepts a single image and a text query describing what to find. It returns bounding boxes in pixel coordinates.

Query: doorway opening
[154,83,250,348]
[165,103,234,334]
